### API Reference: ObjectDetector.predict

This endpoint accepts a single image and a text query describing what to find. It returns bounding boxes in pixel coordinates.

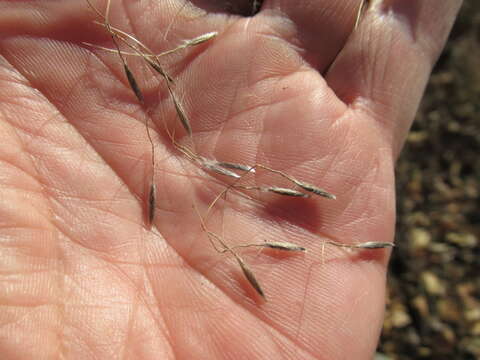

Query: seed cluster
[84,0,392,300]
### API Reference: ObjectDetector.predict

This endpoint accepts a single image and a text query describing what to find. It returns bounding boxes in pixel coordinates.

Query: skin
[0,0,462,359]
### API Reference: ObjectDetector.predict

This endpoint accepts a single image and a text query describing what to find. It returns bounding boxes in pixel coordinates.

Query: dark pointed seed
[166,85,192,137]
[235,256,265,299]
[147,182,156,225]
[123,64,144,103]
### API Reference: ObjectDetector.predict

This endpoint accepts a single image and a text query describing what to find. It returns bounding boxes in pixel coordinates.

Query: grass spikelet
[292,180,336,200]
[123,64,144,103]
[86,0,146,104]
[147,182,156,226]
[200,157,241,179]
[217,161,256,173]
[166,82,192,137]
[262,242,306,252]
[158,31,218,57]
[324,240,395,250]
[249,164,336,200]
[266,186,310,198]
[234,254,265,299]
[185,31,218,46]
[354,241,395,249]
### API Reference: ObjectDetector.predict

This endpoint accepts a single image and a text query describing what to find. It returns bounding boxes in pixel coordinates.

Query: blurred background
[378,1,479,359]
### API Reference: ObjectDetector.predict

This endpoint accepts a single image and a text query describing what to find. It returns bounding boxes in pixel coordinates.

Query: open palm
[0,1,461,359]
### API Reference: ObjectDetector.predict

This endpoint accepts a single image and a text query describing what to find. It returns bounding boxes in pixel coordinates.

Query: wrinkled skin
[0,1,461,359]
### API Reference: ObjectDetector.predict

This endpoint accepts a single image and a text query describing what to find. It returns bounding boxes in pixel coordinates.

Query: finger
[259,0,362,71]
[326,0,463,158]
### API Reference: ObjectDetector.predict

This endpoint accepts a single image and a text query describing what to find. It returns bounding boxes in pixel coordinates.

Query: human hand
[0,1,461,359]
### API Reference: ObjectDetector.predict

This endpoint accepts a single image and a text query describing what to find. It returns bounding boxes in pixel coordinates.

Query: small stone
[447,121,461,132]
[374,353,392,360]
[406,327,421,345]
[419,347,432,357]
[406,212,431,227]
[409,228,431,250]
[441,325,456,343]
[429,243,451,254]
[457,283,480,310]
[457,283,475,298]
[472,322,480,336]
[465,307,480,322]
[437,299,461,322]
[412,295,429,318]
[461,337,480,358]
[446,232,478,248]
[465,179,478,198]
[391,304,412,328]
[429,318,456,344]
[421,271,446,296]
[407,131,428,143]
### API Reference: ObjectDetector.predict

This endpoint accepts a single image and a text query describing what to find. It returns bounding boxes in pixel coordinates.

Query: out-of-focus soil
[378,1,480,359]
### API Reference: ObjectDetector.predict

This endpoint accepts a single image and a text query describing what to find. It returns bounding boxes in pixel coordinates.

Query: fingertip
[326,0,463,157]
